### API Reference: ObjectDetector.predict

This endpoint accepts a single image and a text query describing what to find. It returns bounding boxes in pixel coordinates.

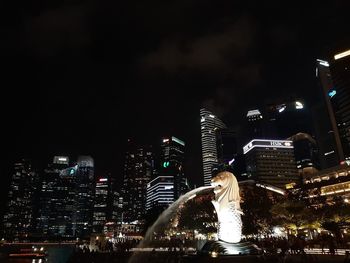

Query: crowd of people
[66,236,350,263]
[249,235,345,256]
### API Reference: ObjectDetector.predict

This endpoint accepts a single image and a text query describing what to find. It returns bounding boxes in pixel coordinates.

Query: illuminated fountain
[129,171,260,263]
[128,185,215,263]
[200,171,260,255]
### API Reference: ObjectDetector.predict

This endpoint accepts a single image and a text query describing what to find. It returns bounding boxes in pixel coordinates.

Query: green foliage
[270,199,315,230]
[241,186,275,235]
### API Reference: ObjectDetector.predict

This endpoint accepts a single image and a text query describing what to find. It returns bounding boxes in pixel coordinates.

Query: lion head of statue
[211,171,241,210]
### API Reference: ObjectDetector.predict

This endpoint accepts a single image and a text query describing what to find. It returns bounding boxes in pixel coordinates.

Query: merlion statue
[211,171,243,243]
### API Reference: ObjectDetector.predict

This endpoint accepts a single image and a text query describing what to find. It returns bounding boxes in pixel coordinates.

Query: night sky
[1,1,350,215]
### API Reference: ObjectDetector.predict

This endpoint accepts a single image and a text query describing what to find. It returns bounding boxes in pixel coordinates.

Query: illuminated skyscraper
[36,156,77,238]
[215,128,238,174]
[2,159,39,240]
[146,176,174,210]
[35,156,94,239]
[74,156,95,238]
[266,100,314,139]
[121,141,154,222]
[288,133,319,177]
[246,109,264,140]
[330,49,350,160]
[200,108,227,186]
[314,58,342,168]
[111,190,123,223]
[93,177,111,233]
[160,136,187,199]
[315,49,350,164]
[146,136,188,211]
[243,139,299,188]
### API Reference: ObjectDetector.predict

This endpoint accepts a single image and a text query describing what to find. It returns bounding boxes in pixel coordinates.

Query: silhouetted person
[344,251,350,263]
[329,239,336,255]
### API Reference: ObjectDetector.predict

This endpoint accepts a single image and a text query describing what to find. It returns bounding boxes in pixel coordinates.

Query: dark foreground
[67,251,349,263]
[1,248,349,263]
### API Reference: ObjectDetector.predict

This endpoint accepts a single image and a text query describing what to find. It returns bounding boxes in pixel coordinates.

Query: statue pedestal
[200,240,261,256]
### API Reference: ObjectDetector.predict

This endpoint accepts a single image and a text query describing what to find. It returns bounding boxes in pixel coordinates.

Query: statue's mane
[215,172,241,210]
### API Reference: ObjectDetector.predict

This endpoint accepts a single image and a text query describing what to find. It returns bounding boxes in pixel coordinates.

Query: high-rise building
[121,141,154,222]
[243,139,299,188]
[266,100,314,139]
[246,109,264,140]
[36,155,95,239]
[160,136,187,199]
[146,176,174,211]
[215,128,238,174]
[74,156,95,238]
[2,159,39,240]
[245,100,314,142]
[36,156,77,239]
[111,190,123,223]
[216,129,237,164]
[288,133,319,177]
[330,49,350,160]
[314,58,343,168]
[145,136,189,212]
[93,177,111,233]
[200,108,227,186]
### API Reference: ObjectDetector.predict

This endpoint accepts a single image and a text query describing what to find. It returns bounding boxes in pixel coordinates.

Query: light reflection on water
[5,260,41,263]
[6,246,74,263]
[7,259,45,263]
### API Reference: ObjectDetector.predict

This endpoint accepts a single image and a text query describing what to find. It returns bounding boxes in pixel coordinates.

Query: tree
[270,199,316,236]
[315,198,350,241]
[241,185,276,236]
[177,194,217,236]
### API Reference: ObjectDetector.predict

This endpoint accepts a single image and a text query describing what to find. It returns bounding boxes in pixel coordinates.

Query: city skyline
[1,52,350,244]
[1,0,350,239]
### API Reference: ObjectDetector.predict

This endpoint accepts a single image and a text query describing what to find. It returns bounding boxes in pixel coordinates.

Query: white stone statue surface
[211,171,243,243]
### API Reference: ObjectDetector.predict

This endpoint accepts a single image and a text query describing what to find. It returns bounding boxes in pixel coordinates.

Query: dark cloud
[140,16,256,74]
[24,3,92,56]
[202,87,235,118]
[137,15,262,117]
[268,25,298,47]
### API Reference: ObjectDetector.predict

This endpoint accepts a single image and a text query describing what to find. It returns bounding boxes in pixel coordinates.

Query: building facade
[243,139,299,188]
[288,133,319,177]
[2,159,39,240]
[74,156,95,238]
[121,142,154,222]
[265,100,314,139]
[112,190,123,223]
[36,156,94,239]
[330,49,350,160]
[300,161,350,205]
[215,128,238,175]
[160,136,187,199]
[146,176,174,211]
[36,156,77,239]
[93,177,111,233]
[246,109,264,140]
[200,108,227,186]
[314,58,343,168]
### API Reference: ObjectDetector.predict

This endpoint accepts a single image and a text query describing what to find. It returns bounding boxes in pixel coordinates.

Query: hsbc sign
[270,141,283,146]
[243,139,293,154]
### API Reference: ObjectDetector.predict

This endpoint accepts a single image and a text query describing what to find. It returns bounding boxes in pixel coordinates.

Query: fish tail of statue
[217,207,242,243]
